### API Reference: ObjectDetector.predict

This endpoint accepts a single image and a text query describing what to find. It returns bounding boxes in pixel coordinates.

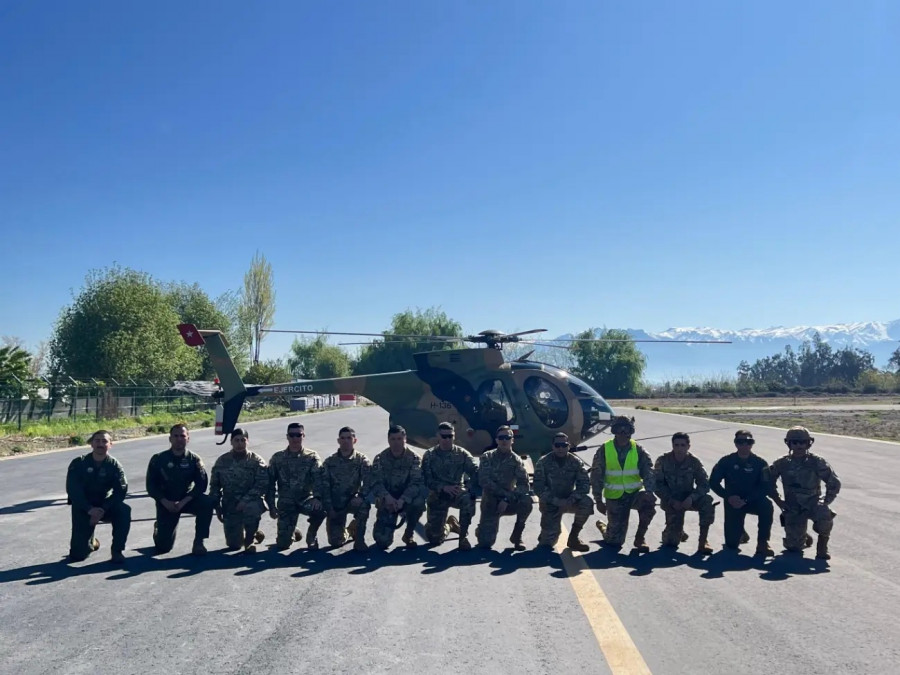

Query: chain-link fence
[0,377,216,430]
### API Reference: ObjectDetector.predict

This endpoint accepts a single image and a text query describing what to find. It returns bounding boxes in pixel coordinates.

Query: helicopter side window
[524,376,568,429]
[475,379,514,428]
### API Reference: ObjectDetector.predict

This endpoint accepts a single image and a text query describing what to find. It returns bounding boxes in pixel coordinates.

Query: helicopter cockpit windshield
[524,376,568,428]
[564,372,615,438]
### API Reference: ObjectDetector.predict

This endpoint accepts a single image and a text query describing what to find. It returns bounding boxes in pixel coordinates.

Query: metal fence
[0,377,216,429]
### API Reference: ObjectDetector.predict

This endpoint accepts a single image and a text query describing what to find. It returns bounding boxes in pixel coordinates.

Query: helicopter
[177,323,728,466]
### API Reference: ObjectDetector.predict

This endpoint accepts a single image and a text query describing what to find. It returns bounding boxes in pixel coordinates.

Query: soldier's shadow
[488,547,565,577]
[0,556,128,586]
[580,544,691,576]
[757,553,830,581]
[687,548,772,579]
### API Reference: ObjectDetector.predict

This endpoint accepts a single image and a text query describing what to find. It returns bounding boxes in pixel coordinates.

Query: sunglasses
[287,432,303,438]
[553,442,569,448]
[440,434,454,439]
[496,435,513,441]
[734,439,754,446]
[788,439,810,446]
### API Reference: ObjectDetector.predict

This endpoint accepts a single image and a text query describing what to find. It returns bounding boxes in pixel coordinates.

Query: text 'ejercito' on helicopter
[178,324,729,465]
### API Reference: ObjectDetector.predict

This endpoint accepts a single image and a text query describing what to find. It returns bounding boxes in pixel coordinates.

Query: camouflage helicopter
[178,323,726,466]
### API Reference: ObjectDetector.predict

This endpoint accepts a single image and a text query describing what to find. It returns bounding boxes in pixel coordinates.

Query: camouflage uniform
[66,453,131,560]
[653,451,715,547]
[318,450,372,547]
[422,444,479,544]
[368,446,427,549]
[533,453,593,547]
[591,442,656,547]
[770,452,841,552]
[477,448,533,549]
[210,450,268,550]
[146,448,214,553]
[267,447,325,549]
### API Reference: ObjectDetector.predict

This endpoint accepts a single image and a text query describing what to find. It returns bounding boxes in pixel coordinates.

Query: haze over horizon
[2,2,897,368]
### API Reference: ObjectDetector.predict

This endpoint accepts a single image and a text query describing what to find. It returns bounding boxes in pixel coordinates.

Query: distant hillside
[540,320,900,382]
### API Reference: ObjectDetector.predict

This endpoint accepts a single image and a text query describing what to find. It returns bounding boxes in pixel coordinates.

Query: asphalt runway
[1,406,898,674]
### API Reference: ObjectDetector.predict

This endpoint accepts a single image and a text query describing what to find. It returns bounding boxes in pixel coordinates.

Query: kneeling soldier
[369,425,426,549]
[770,426,841,560]
[210,429,268,553]
[533,433,593,552]
[267,423,325,551]
[654,432,715,555]
[146,424,214,556]
[319,426,371,551]
[66,430,131,564]
[591,416,656,552]
[422,422,479,550]
[477,426,533,551]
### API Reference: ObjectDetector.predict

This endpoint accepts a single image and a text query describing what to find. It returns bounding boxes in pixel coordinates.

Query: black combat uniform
[146,448,214,553]
[66,453,131,560]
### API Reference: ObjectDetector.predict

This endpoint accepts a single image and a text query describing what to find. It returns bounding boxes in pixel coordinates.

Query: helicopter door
[475,379,514,429]
[524,376,568,428]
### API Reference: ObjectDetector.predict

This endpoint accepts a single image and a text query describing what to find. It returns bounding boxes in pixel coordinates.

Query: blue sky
[2,1,898,364]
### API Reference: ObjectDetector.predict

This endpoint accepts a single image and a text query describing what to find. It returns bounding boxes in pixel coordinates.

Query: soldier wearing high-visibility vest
[590,416,656,552]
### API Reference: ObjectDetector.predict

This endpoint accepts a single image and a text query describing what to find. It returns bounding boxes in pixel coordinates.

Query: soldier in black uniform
[146,424,214,556]
[710,430,774,557]
[65,430,131,563]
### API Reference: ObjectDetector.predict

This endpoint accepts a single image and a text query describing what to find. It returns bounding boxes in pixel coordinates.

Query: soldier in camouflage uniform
[266,422,325,551]
[66,430,131,564]
[209,428,268,553]
[591,416,656,552]
[533,433,593,552]
[368,425,427,549]
[770,426,841,560]
[318,426,371,551]
[422,422,479,550]
[477,426,533,551]
[653,432,715,554]
[146,424,214,556]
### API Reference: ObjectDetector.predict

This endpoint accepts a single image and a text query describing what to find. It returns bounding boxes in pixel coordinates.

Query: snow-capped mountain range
[545,320,900,382]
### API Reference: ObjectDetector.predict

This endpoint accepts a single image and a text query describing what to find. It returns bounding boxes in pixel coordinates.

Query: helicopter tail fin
[178,324,247,437]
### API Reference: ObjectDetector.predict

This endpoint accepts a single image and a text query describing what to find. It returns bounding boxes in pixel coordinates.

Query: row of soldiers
[65,415,840,564]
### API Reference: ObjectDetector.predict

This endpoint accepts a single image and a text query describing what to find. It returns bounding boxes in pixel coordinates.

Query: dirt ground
[607,397,900,443]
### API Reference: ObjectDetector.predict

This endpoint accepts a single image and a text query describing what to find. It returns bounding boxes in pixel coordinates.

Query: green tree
[166,282,238,379]
[214,289,252,376]
[241,251,276,365]
[888,347,900,374]
[244,359,292,385]
[0,344,32,397]
[50,267,201,381]
[571,328,646,398]
[354,308,464,375]
[288,335,352,379]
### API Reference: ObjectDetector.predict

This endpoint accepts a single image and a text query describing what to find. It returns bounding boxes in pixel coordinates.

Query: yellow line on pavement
[557,525,652,675]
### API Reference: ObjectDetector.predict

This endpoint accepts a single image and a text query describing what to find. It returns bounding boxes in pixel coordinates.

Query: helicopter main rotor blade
[518,341,574,350]
[261,329,464,340]
[550,337,732,344]
[504,328,548,338]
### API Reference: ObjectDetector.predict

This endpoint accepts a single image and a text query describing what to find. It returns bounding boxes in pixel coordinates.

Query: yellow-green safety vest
[603,439,642,499]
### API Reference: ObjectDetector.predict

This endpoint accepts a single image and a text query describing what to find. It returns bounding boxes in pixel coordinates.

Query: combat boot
[458,535,472,551]
[110,549,125,564]
[191,538,207,556]
[680,531,689,543]
[347,519,358,542]
[446,515,461,535]
[253,531,265,544]
[633,522,651,553]
[782,537,803,554]
[595,520,607,536]
[509,523,526,551]
[243,544,257,554]
[816,535,830,560]
[567,525,590,553]
[739,530,750,545]
[696,526,713,555]
[354,536,368,552]
[306,522,322,550]
[89,537,100,552]
[293,528,303,543]
[401,529,417,549]
[804,533,814,549]
[755,541,774,557]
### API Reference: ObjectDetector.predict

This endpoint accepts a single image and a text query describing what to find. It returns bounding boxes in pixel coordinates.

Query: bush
[201,420,211,427]
[69,435,85,446]
[11,445,25,454]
